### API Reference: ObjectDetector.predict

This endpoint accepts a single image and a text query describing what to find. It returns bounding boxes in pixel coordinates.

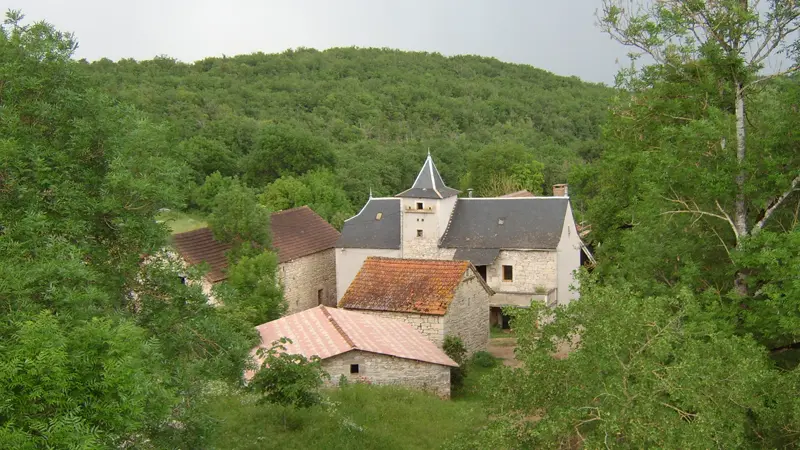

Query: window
[502,265,513,282]
[350,364,359,374]
[317,289,324,305]
[416,229,423,237]
[416,202,423,210]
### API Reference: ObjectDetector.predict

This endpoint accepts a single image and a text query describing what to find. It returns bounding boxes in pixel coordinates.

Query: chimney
[467,188,474,198]
[552,184,568,197]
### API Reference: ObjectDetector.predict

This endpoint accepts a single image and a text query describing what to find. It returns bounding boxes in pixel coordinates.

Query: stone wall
[322,350,451,398]
[486,250,557,294]
[401,196,457,260]
[279,248,337,315]
[354,310,445,346]
[443,273,490,355]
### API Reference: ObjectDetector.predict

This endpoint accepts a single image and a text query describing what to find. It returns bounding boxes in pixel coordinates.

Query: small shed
[250,306,457,398]
[338,257,492,355]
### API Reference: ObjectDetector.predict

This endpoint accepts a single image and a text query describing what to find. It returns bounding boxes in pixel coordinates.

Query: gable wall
[279,248,337,314]
[443,273,490,355]
[556,202,582,305]
[335,248,401,301]
[322,350,451,398]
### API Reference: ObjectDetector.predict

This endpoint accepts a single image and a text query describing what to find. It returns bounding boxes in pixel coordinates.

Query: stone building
[172,206,340,314]
[336,155,586,326]
[338,257,492,355]
[249,305,457,398]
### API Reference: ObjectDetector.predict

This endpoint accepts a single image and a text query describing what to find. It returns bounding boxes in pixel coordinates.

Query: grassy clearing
[207,382,489,450]
[156,209,208,234]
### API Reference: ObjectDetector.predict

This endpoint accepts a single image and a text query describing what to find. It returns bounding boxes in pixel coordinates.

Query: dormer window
[416,202,423,210]
[376,212,382,221]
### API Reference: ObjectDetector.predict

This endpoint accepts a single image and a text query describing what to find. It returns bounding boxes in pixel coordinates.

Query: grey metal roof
[453,248,500,266]
[396,155,459,199]
[440,198,569,249]
[336,198,401,249]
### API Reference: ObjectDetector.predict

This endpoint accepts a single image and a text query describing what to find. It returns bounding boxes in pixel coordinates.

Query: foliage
[191,171,239,213]
[216,251,286,325]
[443,335,469,392]
[156,208,208,233]
[476,278,800,448]
[260,169,355,229]
[470,351,499,369]
[207,180,272,251]
[208,383,488,449]
[465,142,545,196]
[0,12,254,447]
[81,47,612,207]
[250,339,328,414]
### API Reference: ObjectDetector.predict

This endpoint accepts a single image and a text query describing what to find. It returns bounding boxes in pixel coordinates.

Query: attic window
[376,212,383,220]
[350,364,359,374]
[416,202,424,210]
[498,218,505,225]
[416,229,423,237]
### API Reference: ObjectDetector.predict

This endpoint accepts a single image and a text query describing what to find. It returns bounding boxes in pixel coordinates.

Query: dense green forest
[2,1,800,448]
[80,46,612,225]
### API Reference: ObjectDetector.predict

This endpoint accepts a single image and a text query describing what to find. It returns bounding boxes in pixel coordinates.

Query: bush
[470,351,498,368]
[443,335,468,392]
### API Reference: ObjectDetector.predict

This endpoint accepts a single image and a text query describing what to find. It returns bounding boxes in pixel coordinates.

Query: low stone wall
[322,350,451,398]
[352,310,445,346]
[279,248,337,314]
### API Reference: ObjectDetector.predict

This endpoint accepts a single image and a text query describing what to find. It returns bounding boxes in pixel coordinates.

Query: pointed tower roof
[396,155,460,199]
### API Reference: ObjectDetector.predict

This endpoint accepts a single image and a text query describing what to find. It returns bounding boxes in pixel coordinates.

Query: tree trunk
[733,80,748,296]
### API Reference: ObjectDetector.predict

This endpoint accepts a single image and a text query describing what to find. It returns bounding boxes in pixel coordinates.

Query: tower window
[416,229,423,237]
[502,265,513,282]
[416,202,423,210]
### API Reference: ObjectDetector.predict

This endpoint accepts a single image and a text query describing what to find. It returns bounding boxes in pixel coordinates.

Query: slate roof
[336,198,401,249]
[396,155,459,199]
[172,206,339,282]
[172,228,232,283]
[271,206,341,263]
[453,248,500,266]
[339,257,492,315]
[439,198,568,250]
[249,306,458,376]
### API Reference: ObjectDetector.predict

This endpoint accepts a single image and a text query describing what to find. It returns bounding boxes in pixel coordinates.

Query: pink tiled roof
[250,306,458,373]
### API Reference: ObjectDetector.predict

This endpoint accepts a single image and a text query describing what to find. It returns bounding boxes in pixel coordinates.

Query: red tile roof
[500,190,535,198]
[270,206,341,263]
[171,206,339,282]
[172,228,232,283]
[339,257,490,315]
[248,306,458,378]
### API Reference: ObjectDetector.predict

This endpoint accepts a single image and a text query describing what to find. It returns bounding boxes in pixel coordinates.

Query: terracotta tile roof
[271,206,340,263]
[500,190,535,198]
[248,306,458,378]
[172,228,232,283]
[339,257,488,315]
[172,206,339,282]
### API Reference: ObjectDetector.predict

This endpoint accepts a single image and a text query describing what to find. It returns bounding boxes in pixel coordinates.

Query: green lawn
[490,326,515,339]
[207,357,500,450]
[156,209,208,234]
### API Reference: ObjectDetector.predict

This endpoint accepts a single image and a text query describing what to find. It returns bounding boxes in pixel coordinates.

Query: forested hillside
[81,48,611,223]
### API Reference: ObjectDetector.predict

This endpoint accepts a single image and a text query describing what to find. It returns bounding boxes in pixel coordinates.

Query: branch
[753,173,800,234]
[661,197,740,243]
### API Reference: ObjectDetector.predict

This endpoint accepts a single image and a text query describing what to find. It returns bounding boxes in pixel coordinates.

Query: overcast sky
[17,0,629,84]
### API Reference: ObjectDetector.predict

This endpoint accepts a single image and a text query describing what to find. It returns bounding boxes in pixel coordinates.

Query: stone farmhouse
[336,155,584,326]
[172,206,340,314]
[249,305,458,398]
[338,257,492,355]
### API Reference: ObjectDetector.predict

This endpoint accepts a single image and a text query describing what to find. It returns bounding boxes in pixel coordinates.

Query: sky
[17,0,631,84]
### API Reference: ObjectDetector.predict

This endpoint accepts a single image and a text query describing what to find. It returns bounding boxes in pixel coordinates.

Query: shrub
[470,351,498,368]
[443,335,468,392]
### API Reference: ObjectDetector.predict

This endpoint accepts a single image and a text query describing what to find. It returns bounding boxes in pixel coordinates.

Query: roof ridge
[320,306,356,349]
[366,256,469,265]
[271,205,312,215]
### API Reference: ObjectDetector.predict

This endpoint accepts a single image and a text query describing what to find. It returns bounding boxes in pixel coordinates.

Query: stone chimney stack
[467,188,473,198]
[552,184,568,197]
